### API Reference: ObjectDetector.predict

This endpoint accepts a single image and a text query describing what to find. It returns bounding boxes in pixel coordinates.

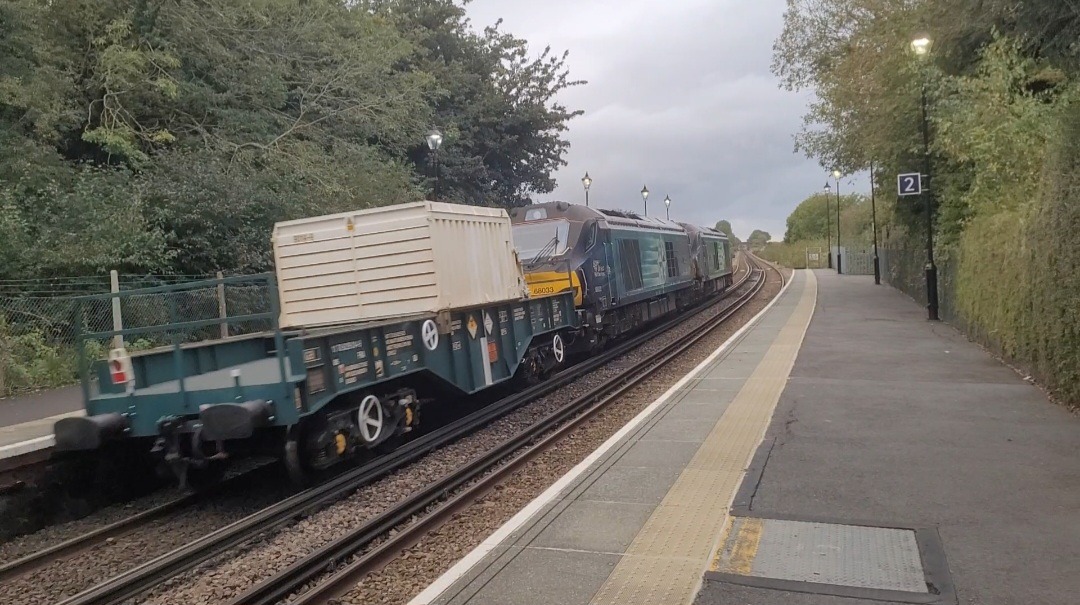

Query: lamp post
[582,172,592,207]
[833,169,842,274]
[912,35,939,320]
[664,195,671,220]
[823,182,833,269]
[425,129,443,201]
[870,160,881,285]
[641,185,649,216]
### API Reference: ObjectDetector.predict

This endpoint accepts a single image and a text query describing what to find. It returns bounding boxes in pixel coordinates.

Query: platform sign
[897,173,922,196]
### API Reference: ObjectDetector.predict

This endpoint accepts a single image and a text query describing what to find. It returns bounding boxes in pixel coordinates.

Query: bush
[0,318,75,396]
[759,239,834,269]
[0,315,157,397]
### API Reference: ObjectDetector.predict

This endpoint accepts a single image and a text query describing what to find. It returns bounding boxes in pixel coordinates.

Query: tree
[784,192,870,243]
[747,230,772,249]
[0,0,584,278]
[713,220,741,245]
[374,0,584,207]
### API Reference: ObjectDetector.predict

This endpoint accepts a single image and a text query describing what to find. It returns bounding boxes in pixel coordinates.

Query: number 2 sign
[897,173,922,196]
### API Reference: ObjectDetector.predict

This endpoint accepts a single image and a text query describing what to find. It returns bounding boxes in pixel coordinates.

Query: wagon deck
[58,272,578,450]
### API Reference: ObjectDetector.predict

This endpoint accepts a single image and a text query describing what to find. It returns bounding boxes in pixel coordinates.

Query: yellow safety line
[588,270,817,605]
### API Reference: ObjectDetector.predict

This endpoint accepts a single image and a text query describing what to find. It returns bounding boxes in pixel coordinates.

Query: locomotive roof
[509,201,728,241]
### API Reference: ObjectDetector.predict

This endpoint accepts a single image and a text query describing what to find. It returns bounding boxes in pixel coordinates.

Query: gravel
[0,257,776,605]
[0,464,289,605]
[332,261,785,605]
[136,259,779,605]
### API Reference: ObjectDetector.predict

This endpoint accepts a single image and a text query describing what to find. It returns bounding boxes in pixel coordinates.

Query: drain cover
[710,517,927,593]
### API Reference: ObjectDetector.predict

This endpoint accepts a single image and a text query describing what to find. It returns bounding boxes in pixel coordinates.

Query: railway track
[12,255,760,605]
[231,254,777,605]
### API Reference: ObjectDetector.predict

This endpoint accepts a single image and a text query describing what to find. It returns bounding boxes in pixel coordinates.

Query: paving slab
[413,270,816,605]
[0,386,81,427]
[697,270,1080,605]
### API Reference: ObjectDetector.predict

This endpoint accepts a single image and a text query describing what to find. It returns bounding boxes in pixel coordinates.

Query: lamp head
[425,130,443,151]
[911,36,932,57]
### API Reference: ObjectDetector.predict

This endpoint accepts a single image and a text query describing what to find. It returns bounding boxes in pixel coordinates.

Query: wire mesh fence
[0,273,273,397]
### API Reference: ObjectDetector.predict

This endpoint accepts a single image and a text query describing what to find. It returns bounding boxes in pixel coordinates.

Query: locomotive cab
[509,202,596,307]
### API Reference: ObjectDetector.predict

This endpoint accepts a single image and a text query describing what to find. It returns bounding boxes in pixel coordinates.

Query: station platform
[410,269,1080,605]
[0,386,82,462]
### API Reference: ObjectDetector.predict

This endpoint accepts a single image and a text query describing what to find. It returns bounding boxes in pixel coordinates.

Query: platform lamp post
[832,169,842,274]
[582,172,592,207]
[823,182,833,269]
[425,129,443,201]
[912,35,939,320]
[664,195,671,220]
[641,185,649,216]
[870,160,881,285]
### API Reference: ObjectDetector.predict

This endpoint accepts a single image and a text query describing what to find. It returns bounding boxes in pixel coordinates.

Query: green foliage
[773,0,1080,406]
[374,0,584,206]
[0,0,581,279]
[0,317,74,397]
[747,230,772,249]
[713,220,741,245]
[783,192,876,244]
[758,239,830,269]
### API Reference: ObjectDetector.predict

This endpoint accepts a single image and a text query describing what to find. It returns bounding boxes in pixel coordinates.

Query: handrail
[73,272,286,411]
[71,273,273,301]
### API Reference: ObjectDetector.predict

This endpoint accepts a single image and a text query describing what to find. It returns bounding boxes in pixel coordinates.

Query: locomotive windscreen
[512,219,571,262]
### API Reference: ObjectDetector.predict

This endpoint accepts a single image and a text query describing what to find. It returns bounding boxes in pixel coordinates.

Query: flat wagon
[55,202,578,486]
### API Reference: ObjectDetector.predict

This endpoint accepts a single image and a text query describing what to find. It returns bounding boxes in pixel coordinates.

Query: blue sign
[897,173,922,196]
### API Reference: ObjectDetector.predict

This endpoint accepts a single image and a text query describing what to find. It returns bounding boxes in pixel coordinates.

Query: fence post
[217,271,228,339]
[111,270,124,350]
[0,319,7,397]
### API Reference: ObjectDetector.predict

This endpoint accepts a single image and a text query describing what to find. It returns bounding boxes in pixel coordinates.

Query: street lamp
[582,172,592,207]
[641,185,649,216]
[912,34,939,320]
[426,129,443,201]
[823,182,833,269]
[832,169,842,274]
[664,195,671,220]
[870,160,880,285]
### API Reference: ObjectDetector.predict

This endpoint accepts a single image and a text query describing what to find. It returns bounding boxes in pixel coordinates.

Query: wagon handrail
[73,272,285,411]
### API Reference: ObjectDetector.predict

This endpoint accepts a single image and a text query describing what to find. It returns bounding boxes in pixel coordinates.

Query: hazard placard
[467,315,478,339]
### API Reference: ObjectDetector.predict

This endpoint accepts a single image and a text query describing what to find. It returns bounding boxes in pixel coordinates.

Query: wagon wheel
[356,395,385,445]
[283,424,312,488]
[552,333,565,365]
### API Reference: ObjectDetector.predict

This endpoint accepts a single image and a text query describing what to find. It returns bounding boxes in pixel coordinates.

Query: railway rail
[233,254,775,605]
[16,254,758,605]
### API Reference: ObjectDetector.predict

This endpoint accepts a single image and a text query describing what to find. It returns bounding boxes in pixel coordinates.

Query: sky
[464,0,869,241]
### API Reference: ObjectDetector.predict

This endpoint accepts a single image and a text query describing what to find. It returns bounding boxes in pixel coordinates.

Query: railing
[72,273,284,409]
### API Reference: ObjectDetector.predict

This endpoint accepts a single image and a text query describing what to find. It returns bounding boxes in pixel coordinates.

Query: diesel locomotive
[509,202,733,353]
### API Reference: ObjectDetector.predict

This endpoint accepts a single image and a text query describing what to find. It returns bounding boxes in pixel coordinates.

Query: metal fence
[0,273,272,347]
[0,272,273,396]
[836,246,876,276]
[878,246,960,324]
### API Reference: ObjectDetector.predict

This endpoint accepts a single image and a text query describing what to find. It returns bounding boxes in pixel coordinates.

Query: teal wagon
[54,202,579,486]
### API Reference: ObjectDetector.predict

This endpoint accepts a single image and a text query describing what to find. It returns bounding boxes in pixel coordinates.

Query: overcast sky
[465,0,869,240]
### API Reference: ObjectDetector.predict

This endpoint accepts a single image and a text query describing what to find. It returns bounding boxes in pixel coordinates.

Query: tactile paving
[711,518,927,593]
[589,271,818,605]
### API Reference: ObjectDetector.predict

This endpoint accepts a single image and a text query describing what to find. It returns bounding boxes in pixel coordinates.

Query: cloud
[465,0,863,239]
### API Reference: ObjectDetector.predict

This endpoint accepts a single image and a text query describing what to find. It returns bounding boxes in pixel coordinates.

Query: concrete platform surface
[696,270,1080,605]
[0,386,81,427]
[410,270,817,605]
[0,387,83,458]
